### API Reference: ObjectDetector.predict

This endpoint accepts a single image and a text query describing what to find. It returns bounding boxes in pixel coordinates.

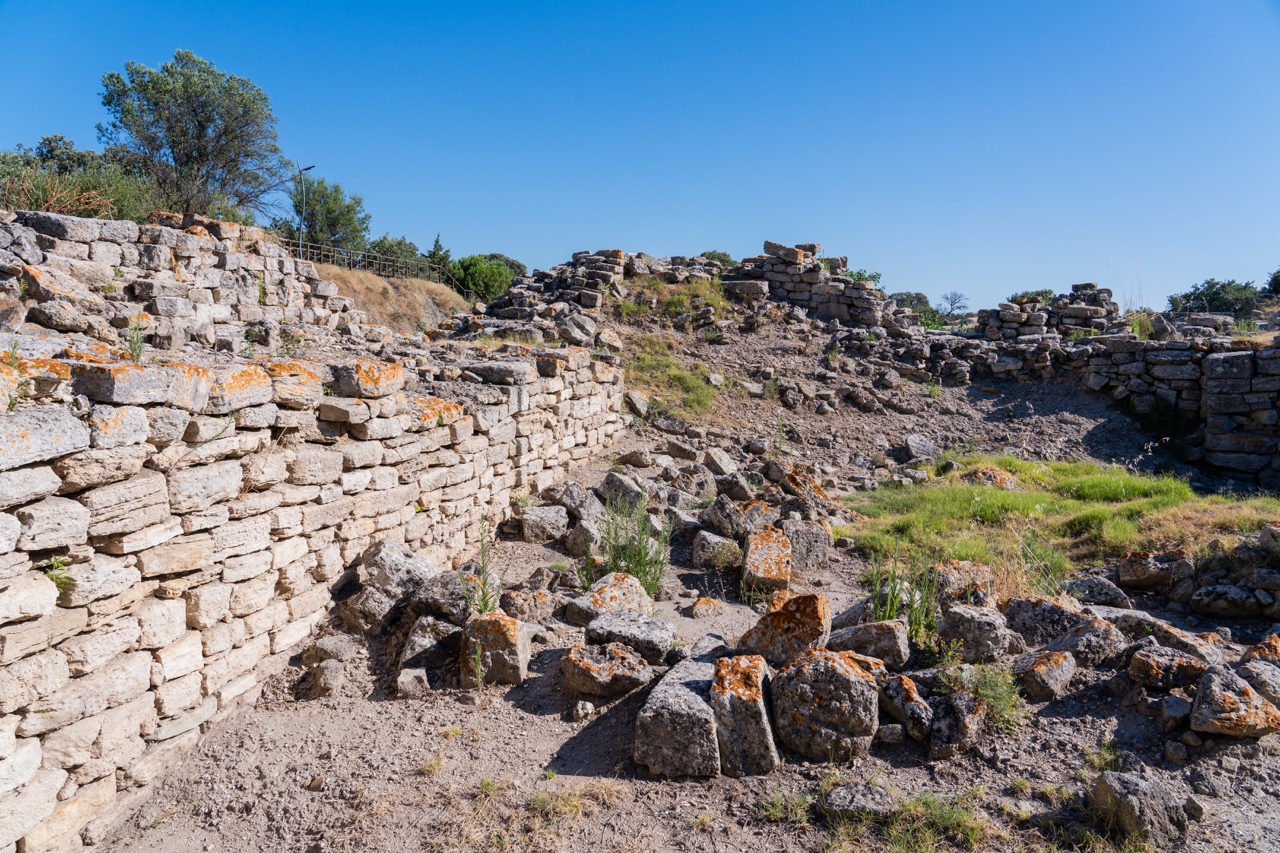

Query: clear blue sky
[3,0,1278,310]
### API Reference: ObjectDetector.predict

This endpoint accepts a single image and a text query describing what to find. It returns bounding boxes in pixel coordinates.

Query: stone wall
[0,344,623,850]
[974,283,1120,341]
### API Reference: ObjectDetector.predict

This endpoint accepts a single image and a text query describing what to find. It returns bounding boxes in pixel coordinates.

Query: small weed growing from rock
[938,664,1029,734]
[584,498,672,597]
[1083,738,1121,772]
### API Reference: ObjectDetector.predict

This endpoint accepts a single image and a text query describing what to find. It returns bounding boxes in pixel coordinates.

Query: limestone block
[58,554,139,607]
[210,516,270,561]
[167,460,242,513]
[19,774,117,852]
[78,470,169,538]
[241,452,288,489]
[53,445,151,492]
[39,716,99,769]
[184,583,230,630]
[0,608,86,666]
[93,517,181,555]
[0,715,15,759]
[287,446,344,485]
[86,405,149,449]
[15,497,89,550]
[0,737,40,795]
[134,534,213,579]
[127,728,198,787]
[70,363,174,406]
[203,363,273,414]
[17,651,151,735]
[0,466,60,510]
[0,649,69,713]
[332,361,405,398]
[200,633,268,693]
[0,768,66,848]
[263,361,324,409]
[154,670,202,717]
[155,632,203,681]
[134,598,186,648]
[59,617,140,676]
[0,573,57,626]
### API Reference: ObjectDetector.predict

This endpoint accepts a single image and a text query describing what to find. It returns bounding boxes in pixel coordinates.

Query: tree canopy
[98,49,288,220]
[485,253,527,277]
[271,175,369,250]
[700,250,735,268]
[451,255,514,302]
[1167,279,1258,319]
[424,235,452,271]
[369,234,422,263]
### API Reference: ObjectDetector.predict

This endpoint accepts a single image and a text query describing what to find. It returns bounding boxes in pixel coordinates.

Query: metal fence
[277,237,468,295]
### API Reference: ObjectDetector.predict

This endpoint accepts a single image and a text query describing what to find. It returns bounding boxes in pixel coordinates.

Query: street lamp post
[295,162,315,246]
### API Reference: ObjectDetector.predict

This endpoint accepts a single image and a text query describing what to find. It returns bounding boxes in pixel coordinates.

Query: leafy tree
[888,292,933,312]
[1267,267,1280,295]
[1009,288,1056,304]
[368,233,421,263]
[849,268,881,284]
[271,175,369,250]
[485,253,527,277]
[700,250,735,268]
[940,291,969,317]
[98,50,288,219]
[423,234,452,271]
[450,255,514,302]
[1167,279,1258,319]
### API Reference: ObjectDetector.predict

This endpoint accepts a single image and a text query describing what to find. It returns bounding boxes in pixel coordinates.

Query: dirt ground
[104,314,1279,853]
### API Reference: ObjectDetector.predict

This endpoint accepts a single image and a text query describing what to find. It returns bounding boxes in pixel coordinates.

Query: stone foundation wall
[0,347,623,850]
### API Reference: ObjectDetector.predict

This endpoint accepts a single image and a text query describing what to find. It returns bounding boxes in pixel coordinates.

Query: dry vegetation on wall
[317,263,470,332]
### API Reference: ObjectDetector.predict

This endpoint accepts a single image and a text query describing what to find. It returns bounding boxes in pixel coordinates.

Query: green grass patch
[622,333,719,419]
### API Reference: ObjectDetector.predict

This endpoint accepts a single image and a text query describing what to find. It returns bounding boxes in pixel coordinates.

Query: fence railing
[276,237,475,300]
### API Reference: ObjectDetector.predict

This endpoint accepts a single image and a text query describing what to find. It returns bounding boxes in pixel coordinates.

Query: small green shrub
[757,792,811,824]
[459,517,502,615]
[1083,738,1121,772]
[939,664,1029,734]
[450,255,515,302]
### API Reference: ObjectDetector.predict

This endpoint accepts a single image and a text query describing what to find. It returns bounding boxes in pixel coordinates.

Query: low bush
[582,498,672,597]
[450,254,514,302]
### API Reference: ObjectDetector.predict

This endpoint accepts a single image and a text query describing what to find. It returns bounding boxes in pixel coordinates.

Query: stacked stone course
[0,210,625,850]
[975,283,1120,341]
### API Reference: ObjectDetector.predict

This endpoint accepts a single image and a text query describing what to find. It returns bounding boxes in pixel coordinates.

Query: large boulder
[770,649,879,761]
[1114,612,1224,665]
[1189,584,1261,618]
[1012,650,1076,701]
[585,610,675,665]
[521,505,569,543]
[709,655,780,777]
[938,604,1023,663]
[1002,598,1087,647]
[560,643,653,697]
[1044,617,1126,666]
[361,539,446,600]
[827,619,909,670]
[460,612,535,688]
[691,530,742,571]
[546,481,605,525]
[1190,665,1280,738]
[1090,771,1188,847]
[779,518,831,575]
[1128,645,1209,690]
[737,593,831,666]
[564,572,654,626]
[741,526,793,593]
[1240,660,1280,707]
[633,639,728,778]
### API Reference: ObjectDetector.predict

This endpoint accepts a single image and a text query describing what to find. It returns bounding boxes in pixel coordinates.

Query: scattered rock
[1012,650,1076,701]
[879,674,933,741]
[564,572,655,626]
[1044,617,1126,666]
[585,610,675,665]
[710,655,779,777]
[1190,665,1280,738]
[938,604,1023,663]
[737,593,831,666]
[560,643,653,697]
[1002,597,1086,646]
[460,612,535,688]
[770,649,879,761]
[1090,771,1188,847]
[1128,645,1209,690]
[827,619,910,670]
[822,783,899,821]
[928,690,985,760]
[521,505,569,543]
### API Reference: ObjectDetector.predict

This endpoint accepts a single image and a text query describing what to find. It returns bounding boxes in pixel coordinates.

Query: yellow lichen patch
[963,467,1018,490]
[1243,634,1280,664]
[1030,651,1072,675]
[350,360,406,397]
[468,611,520,646]
[711,655,765,702]
[410,395,467,427]
[765,590,796,613]
[14,358,71,382]
[743,526,793,591]
[262,360,324,383]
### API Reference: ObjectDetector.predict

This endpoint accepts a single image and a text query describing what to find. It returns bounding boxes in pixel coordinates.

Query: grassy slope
[317,264,469,333]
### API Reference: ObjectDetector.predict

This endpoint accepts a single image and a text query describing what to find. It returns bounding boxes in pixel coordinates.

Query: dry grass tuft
[317,264,470,332]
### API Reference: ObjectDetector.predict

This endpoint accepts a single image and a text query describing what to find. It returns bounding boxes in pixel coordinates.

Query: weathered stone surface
[779,518,830,575]
[499,586,558,624]
[0,768,66,847]
[288,445,344,485]
[585,610,675,665]
[1115,550,1192,590]
[399,616,461,670]
[460,612,534,687]
[0,573,57,626]
[1129,645,1208,690]
[0,649,70,710]
[53,444,151,492]
[564,572,654,626]
[827,619,909,670]
[87,404,149,449]
[928,690,986,760]
[770,649,878,761]
[59,554,140,607]
[168,459,242,513]
[822,783,899,821]
[1241,633,1280,664]
[710,654,778,777]
[1190,665,1280,737]
[1012,650,1076,701]
[1062,576,1131,608]
[1090,771,1188,847]
[938,604,1022,663]
[634,654,720,778]
[1190,584,1261,618]
[20,770,116,851]
[1240,660,1280,708]
[879,674,932,740]
[1002,597,1086,646]
[738,593,831,666]
[60,616,140,676]
[78,470,169,538]
[14,497,89,550]
[17,651,150,735]
[691,529,741,570]
[521,505,569,542]
[362,539,445,601]
[741,526,792,592]
[0,736,40,795]
[561,643,653,697]
[0,466,60,511]
[597,472,646,510]
[203,363,273,414]
[1044,617,1126,666]
[332,361,405,398]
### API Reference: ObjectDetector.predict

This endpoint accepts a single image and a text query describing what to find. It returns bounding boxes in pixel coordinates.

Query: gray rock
[557,313,596,346]
[0,466,60,511]
[1062,576,1131,608]
[309,659,345,698]
[499,587,559,624]
[904,433,939,461]
[879,674,933,741]
[302,635,360,667]
[547,482,604,525]
[691,530,741,571]
[710,654,779,777]
[399,616,462,669]
[770,649,878,761]
[928,690,985,760]
[412,569,491,627]
[1044,617,1126,666]
[938,604,1022,663]
[362,539,445,601]
[561,643,653,697]
[1012,650,1076,701]
[521,505,569,543]
[586,610,675,665]
[0,406,90,472]
[827,619,909,670]
[822,783,899,821]
[564,572,655,626]
[780,518,831,575]
[634,655,720,778]
[623,391,648,419]
[396,668,432,698]
[563,518,600,559]
[699,494,748,541]
[703,448,738,476]
[1091,771,1187,847]
[737,593,831,666]
[1190,665,1280,737]
[597,472,646,510]
[1002,598,1087,646]
[1240,660,1280,708]
[338,586,395,634]
[460,612,534,688]
[1189,584,1260,618]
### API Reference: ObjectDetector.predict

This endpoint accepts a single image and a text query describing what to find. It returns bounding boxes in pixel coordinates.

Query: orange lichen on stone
[963,467,1018,489]
[14,358,71,381]
[711,655,766,702]
[766,589,796,612]
[350,360,406,397]
[1243,634,1280,663]
[410,395,467,427]
[147,211,185,228]
[780,468,831,503]
[262,360,323,383]
[743,525,793,591]
[1031,651,1072,674]
[468,611,520,646]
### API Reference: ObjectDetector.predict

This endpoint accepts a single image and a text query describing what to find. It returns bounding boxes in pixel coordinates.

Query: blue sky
[3,0,1278,310]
